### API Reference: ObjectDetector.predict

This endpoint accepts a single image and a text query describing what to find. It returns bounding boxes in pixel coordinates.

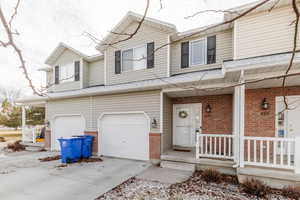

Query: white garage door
[99,113,149,161]
[52,115,85,150]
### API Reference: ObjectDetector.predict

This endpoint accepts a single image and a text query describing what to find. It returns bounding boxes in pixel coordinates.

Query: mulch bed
[39,155,61,162]
[6,140,26,152]
[0,137,5,142]
[78,157,103,163]
[39,155,102,163]
[97,171,293,200]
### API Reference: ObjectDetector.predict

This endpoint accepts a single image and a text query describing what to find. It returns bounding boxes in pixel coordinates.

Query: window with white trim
[190,38,206,66]
[121,45,147,72]
[60,63,74,83]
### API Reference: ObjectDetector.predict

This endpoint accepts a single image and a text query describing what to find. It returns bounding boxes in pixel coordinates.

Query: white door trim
[97,111,151,157]
[275,95,300,137]
[51,114,86,151]
[173,103,202,147]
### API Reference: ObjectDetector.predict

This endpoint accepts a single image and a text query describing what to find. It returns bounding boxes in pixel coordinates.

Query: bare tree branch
[0,1,42,96]
[103,0,150,46]
[185,10,240,20]
[282,0,299,109]
[8,0,20,29]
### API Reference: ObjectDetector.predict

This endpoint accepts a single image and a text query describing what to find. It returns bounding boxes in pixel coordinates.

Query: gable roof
[97,11,177,51]
[45,42,88,65]
[44,42,103,67]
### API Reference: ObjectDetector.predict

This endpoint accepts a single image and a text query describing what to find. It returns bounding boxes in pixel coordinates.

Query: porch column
[233,72,245,167]
[21,106,26,142]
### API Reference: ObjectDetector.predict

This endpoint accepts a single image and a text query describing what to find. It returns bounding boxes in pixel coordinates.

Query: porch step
[160,161,196,172]
[21,142,45,152]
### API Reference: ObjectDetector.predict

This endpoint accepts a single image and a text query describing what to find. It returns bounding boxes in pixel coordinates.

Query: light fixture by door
[261,98,269,110]
[151,118,158,128]
[205,104,212,113]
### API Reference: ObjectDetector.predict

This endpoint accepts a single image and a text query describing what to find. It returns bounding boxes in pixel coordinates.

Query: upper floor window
[54,61,80,84]
[121,45,147,72]
[115,42,154,74]
[181,35,216,69]
[60,63,74,83]
[190,38,206,66]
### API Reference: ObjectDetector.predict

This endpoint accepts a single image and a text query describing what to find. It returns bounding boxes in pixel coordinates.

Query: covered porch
[160,68,300,175]
[19,101,46,146]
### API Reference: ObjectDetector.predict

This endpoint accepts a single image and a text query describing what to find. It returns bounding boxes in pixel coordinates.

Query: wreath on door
[179,110,188,118]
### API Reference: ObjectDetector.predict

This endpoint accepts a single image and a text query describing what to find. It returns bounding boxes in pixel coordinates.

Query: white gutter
[17,69,224,103]
[223,52,300,72]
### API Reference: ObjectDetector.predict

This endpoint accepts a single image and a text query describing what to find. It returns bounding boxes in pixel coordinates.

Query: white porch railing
[243,136,295,170]
[22,126,42,143]
[196,134,234,160]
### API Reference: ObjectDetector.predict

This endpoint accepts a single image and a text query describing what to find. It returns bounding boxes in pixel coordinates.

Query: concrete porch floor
[161,149,236,175]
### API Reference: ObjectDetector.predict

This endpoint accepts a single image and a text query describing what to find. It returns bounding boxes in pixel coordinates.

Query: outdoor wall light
[151,118,158,128]
[205,104,212,113]
[261,98,270,110]
[45,121,50,128]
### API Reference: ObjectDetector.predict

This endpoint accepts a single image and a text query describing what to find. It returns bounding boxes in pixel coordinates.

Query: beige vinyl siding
[88,59,105,86]
[162,94,173,152]
[46,97,91,130]
[51,49,82,92]
[51,81,81,92]
[46,71,53,92]
[170,29,233,75]
[46,90,161,133]
[92,90,161,133]
[106,22,170,85]
[235,5,298,59]
[82,60,89,88]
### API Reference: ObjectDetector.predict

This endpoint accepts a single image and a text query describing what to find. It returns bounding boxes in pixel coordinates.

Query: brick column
[84,131,98,154]
[149,133,161,164]
[44,129,51,150]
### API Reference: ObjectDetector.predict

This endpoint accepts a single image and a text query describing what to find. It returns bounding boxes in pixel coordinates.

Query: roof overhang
[45,42,88,65]
[223,52,300,73]
[17,69,224,103]
[97,11,177,52]
[224,0,297,21]
[171,23,232,41]
[44,42,104,66]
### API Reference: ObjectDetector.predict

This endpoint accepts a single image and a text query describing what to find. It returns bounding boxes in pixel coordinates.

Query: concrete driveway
[0,151,150,200]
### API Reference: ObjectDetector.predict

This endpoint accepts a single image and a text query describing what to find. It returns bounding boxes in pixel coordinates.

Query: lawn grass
[0,130,22,137]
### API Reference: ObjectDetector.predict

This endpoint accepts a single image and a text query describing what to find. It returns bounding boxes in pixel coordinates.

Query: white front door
[173,103,202,147]
[276,96,300,154]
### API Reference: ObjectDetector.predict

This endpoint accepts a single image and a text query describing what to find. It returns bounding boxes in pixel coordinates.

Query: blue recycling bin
[58,137,83,163]
[73,135,94,158]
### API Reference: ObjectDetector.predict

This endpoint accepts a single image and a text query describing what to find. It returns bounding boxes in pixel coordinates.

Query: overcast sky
[0,0,256,95]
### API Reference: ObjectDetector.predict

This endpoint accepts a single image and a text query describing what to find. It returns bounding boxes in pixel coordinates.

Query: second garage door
[99,113,150,161]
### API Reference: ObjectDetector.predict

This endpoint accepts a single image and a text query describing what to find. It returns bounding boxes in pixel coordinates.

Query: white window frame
[121,44,147,72]
[189,37,207,67]
[59,62,75,83]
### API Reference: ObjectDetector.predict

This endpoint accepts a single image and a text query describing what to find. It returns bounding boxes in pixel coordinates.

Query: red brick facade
[84,131,98,154]
[245,86,300,137]
[149,133,161,160]
[172,94,233,134]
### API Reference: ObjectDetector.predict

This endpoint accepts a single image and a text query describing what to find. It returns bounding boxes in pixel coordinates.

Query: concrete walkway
[0,151,150,200]
[136,166,193,184]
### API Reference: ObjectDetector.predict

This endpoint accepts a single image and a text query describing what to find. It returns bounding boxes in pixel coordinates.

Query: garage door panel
[53,116,85,150]
[100,113,149,160]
